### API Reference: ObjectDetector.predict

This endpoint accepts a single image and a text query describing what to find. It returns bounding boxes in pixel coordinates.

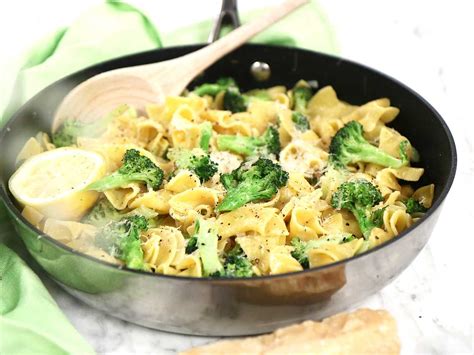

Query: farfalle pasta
[11,79,434,278]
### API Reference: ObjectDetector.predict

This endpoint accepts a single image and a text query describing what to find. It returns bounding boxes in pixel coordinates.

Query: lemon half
[9,148,106,220]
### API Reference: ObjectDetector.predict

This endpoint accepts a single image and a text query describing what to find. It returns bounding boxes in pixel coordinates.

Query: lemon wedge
[9,148,106,220]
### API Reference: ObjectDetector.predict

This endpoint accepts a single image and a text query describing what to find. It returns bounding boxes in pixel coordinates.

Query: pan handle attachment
[208,0,241,43]
[208,0,272,82]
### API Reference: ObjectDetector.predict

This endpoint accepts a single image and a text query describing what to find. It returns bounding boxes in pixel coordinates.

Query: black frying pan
[0,44,457,336]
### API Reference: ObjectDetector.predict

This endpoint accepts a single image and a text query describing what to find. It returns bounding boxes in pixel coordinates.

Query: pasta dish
[9,79,434,278]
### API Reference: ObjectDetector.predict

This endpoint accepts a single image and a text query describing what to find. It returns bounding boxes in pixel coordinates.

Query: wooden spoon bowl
[52,0,308,131]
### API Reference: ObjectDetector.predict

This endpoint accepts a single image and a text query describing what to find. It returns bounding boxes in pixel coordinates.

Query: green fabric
[0,1,337,354]
[165,1,338,52]
[0,245,95,355]
[2,2,162,123]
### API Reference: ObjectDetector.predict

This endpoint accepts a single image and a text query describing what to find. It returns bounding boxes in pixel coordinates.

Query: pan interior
[0,44,456,277]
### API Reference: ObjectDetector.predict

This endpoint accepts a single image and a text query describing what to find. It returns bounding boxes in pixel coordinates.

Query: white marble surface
[2,1,474,354]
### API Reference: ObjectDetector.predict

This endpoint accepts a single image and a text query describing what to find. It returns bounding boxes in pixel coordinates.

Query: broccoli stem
[88,173,149,192]
[199,122,213,152]
[216,135,261,156]
[194,219,224,276]
[245,89,271,101]
[352,209,374,238]
[351,142,406,168]
[122,238,145,270]
[193,84,225,96]
[192,77,237,97]
[216,127,280,157]
[292,86,312,113]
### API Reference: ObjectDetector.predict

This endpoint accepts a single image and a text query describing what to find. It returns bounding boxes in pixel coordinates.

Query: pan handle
[207,0,272,82]
[208,0,241,43]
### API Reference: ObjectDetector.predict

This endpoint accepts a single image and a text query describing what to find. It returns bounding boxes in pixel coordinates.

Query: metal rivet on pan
[250,61,271,81]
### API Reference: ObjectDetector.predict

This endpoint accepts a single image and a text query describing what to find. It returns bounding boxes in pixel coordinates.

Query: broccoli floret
[192,77,237,97]
[222,255,253,277]
[290,238,310,269]
[291,111,310,132]
[291,233,355,269]
[199,122,213,152]
[222,246,254,277]
[167,148,218,182]
[193,219,224,276]
[329,121,410,169]
[216,126,281,157]
[291,234,355,269]
[88,149,164,191]
[82,199,123,227]
[223,86,272,113]
[370,207,386,228]
[52,120,85,148]
[185,236,198,254]
[95,215,148,270]
[83,200,159,228]
[217,158,289,212]
[223,87,248,113]
[293,86,312,113]
[331,179,384,238]
[52,104,132,147]
[405,197,428,214]
[209,245,254,278]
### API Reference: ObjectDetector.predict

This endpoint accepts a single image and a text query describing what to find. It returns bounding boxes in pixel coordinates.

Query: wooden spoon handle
[146,0,309,87]
[188,0,309,67]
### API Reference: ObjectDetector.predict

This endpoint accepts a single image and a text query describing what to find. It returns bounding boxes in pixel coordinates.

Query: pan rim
[0,43,458,283]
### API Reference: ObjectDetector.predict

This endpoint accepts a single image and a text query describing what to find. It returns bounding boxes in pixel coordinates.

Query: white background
[1,1,473,354]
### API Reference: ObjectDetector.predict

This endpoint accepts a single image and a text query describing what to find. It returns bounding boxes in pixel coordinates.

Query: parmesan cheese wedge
[181,309,400,355]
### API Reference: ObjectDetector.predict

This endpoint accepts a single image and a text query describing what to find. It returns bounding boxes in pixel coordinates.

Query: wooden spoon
[52,0,309,130]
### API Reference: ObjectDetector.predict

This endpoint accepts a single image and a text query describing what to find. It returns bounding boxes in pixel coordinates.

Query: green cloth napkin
[0,2,337,354]
[0,245,96,355]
